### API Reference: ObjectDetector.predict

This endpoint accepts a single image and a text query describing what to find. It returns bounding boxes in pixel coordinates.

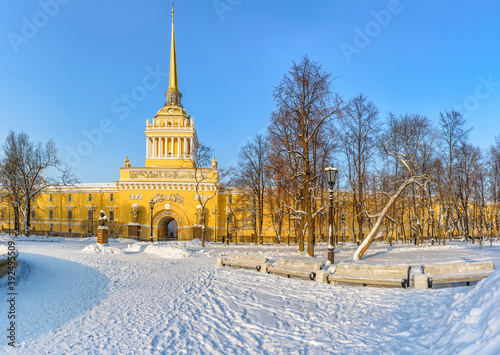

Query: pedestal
[413,274,428,289]
[97,227,109,244]
[128,223,141,239]
[315,270,331,283]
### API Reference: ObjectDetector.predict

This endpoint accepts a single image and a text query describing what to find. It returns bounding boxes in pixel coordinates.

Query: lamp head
[325,166,338,188]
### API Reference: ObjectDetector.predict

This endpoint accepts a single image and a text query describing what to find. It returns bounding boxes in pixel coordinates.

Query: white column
[177,137,180,158]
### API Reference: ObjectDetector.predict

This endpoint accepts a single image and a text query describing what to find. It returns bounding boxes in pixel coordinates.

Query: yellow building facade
[0,8,227,242]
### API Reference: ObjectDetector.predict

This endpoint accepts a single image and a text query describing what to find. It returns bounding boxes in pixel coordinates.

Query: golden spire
[169,1,178,92]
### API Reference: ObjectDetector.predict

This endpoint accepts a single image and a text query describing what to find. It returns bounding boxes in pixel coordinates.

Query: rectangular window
[68,194,72,202]
[50,223,53,232]
[228,196,233,204]
[68,209,72,220]
[88,194,92,202]
[49,209,53,220]
[109,210,115,221]
[1,210,4,219]
[31,209,36,219]
[110,194,114,202]
[88,209,93,220]
[49,195,53,202]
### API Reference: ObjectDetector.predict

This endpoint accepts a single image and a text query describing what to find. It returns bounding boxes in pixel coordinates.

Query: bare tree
[354,114,435,260]
[233,134,269,244]
[0,131,75,236]
[269,55,343,257]
[438,110,471,241]
[192,143,230,247]
[339,93,381,242]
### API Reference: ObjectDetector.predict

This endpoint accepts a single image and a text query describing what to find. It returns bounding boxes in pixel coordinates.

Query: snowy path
[1,239,499,354]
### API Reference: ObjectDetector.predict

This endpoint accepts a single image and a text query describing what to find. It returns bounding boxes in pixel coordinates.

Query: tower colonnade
[146,136,193,159]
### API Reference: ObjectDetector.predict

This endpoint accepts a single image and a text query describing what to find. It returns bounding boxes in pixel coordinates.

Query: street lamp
[149,200,156,242]
[325,166,338,264]
[13,201,19,236]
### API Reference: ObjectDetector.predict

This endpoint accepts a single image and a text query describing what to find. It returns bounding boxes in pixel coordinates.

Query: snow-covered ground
[1,235,499,354]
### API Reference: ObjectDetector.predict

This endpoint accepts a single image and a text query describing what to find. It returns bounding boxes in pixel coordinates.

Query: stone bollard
[260,263,269,273]
[97,226,109,244]
[315,269,331,283]
[413,274,428,289]
[216,257,224,266]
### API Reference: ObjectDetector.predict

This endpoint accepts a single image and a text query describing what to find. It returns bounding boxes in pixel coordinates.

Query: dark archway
[157,216,178,241]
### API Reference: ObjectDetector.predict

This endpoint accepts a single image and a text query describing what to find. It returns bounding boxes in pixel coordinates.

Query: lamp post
[149,200,156,242]
[325,166,338,264]
[212,207,218,242]
[13,201,19,236]
[226,212,230,245]
[430,209,435,246]
[90,206,96,236]
[342,215,346,243]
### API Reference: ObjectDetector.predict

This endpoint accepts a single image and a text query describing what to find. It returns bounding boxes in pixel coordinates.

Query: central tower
[144,4,198,168]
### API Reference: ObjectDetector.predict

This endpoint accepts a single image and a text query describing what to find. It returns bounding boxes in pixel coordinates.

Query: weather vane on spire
[172,2,175,21]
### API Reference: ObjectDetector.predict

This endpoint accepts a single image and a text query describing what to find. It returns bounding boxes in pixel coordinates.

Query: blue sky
[1,0,499,182]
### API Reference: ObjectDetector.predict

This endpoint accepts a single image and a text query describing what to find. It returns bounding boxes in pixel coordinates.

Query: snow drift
[419,269,500,354]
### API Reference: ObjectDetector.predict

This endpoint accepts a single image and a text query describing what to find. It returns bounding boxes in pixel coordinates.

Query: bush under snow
[82,243,124,255]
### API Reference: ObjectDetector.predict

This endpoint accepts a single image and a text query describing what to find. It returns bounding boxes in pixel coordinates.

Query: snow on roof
[45,182,118,191]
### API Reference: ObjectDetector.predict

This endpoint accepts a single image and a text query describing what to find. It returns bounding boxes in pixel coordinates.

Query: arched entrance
[157,216,178,241]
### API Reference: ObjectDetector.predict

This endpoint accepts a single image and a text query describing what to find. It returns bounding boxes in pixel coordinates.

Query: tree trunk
[354,177,414,260]
[25,198,31,236]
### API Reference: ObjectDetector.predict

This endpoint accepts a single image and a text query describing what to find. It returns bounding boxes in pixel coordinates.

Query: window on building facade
[110,194,114,202]
[50,224,53,232]
[88,209,93,220]
[1,209,4,219]
[109,210,115,221]
[68,209,72,220]
[49,194,53,202]
[49,209,53,220]
[228,196,233,204]
[88,194,92,202]
[31,209,36,219]
[68,194,72,202]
